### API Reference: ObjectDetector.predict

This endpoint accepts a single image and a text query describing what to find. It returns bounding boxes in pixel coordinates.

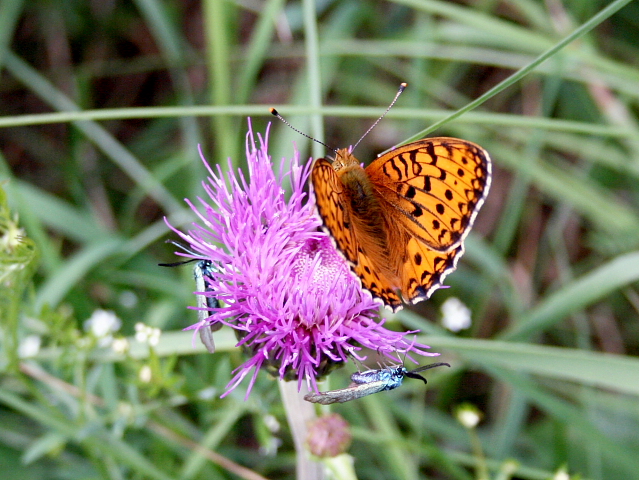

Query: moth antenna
[269,108,338,154]
[404,371,428,384]
[351,82,407,153]
[409,362,451,375]
[158,240,205,267]
[158,259,197,268]
[405,361,450,384]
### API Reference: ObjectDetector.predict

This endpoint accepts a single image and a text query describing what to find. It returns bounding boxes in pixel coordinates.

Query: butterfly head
[329,148,361,171]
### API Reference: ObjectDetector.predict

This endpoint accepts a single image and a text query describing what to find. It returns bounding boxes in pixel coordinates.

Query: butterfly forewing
[366,138,491,252]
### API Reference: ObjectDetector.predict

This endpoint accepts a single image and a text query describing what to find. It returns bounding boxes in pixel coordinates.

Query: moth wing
[304,380,387,405]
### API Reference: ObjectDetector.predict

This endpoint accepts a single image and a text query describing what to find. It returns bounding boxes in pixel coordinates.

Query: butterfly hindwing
[355,248,402,310]
[401,238,463,304]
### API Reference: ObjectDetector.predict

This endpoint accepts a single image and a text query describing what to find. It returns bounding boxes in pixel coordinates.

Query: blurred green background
[1,0,639,479]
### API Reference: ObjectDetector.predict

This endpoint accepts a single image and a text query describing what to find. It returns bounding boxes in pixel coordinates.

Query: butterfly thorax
[332,149,395,267]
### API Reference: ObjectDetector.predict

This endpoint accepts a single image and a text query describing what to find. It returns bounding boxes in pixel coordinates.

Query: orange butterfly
[311,137,491,311]
[271,85,491,311]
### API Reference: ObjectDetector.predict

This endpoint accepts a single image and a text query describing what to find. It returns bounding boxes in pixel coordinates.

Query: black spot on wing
[425,143,437,164]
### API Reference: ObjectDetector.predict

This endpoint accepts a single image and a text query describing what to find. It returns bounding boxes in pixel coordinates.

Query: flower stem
[468,428,489,480]
[279,380,324,480]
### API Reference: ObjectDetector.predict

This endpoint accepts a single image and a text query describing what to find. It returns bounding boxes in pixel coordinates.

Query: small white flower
[18,335,41,358]
[139,365,152,383]
[148,327,161,347]
[553,468,570,480]
[118,290,138,308]
[85,310,121,338]
[456,404,482,428]
[441,297,472,332]
[134,322,147,342]
[264,414,280,433]
[0,216,25,253]
[134,323,161,346]
[118,402,133,418]
[134,323,151,342]
[259,437,282,456]
[112,338,130,354]
[197,387,218,400]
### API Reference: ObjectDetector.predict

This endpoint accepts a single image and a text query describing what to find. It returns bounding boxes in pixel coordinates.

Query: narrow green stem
[203,0,236,165]
[392,0,634,147]
[302,0,325,160]
[468,428,489,480]
[279,380,323,480]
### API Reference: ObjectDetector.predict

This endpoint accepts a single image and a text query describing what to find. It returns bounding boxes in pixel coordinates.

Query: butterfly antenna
[269,108,338,154]
[351,82,407,152]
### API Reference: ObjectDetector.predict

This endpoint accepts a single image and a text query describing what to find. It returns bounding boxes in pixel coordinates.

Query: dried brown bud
[306,413,352,458]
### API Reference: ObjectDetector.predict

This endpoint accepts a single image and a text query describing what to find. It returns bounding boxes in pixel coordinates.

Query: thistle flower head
[166,120,438,398]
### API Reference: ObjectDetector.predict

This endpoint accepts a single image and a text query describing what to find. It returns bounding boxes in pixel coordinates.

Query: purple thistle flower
[165,120,439,399]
